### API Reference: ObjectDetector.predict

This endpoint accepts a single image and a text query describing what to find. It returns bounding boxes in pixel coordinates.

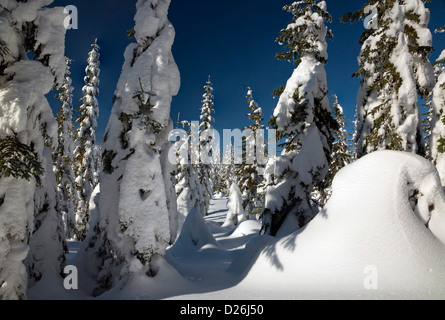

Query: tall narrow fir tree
[74,39,100,240]
[312,95,352,206]
[198,76,216,216]
[55,58,77,239]
[174,120,202,231]
[429,31,445,184]
[236,87,266,216]
[262,0,336,236]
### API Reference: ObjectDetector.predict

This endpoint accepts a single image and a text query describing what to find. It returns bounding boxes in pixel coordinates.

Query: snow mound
[168,208,221,256]
[236,151,445,299]
[166,207,233,285]
[230,220,262,238]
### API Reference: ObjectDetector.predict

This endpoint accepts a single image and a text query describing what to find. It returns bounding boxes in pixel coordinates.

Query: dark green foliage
[0,135,43,185]
[235,88,266,215]
[343,0,433,158]
[313,96,353,205]
[0,39,9,62]
[437,137,445,154]
[272,85,286,98]
[126,28,135,39]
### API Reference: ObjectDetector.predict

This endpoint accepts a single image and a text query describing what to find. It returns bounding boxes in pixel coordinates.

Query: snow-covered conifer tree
[313,95,352,206]
[430,43,445,184]
[210,143,221,192]
[174,121,202,231]
[55,58,77,239]
[74,39,100,240]
[223,183,246,228]
[218,145,236,197]
[27,147,67,295]
[261,0,336,237]
[342,0,435,158]
[84,0,180,295]
[198,76,216,216]
[236,87,266,216]
[0,1,67,299]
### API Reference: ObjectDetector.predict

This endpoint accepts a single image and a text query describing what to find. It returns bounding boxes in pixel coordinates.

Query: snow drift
[201,151,445,299]
[28,151,445,300]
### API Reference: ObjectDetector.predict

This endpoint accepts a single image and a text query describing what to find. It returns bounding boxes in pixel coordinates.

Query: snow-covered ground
[27,151,445,300]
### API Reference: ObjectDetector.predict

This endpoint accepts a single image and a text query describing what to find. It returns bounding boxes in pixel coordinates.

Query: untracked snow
[206,151,445,300]
[27,151,445,300]
[171,151,445,300]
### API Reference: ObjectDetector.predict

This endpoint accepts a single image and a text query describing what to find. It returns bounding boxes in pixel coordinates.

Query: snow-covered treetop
[57,57,74,157]
[343,0,435,157]
[83,39,100,94]
[200,76,215,131]
[78,39,100,146]
[245,87,264,130]
[276,0,332,64]
[342,0,434,93]
[104,0,180,157]
[134,0,171,46]
[59,57,74,106]
[271,1,334,143]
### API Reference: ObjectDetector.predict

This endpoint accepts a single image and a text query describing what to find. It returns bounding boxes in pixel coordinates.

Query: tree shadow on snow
[165,205,331,298]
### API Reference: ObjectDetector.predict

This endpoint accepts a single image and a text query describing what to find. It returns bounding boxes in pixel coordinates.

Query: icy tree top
[276,0,332,64]
[104,0,180,156]
[200,77,215,131]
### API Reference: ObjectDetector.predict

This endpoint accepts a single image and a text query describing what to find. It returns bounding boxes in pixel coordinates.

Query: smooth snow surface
[28,151,445,300]
[210,151,445,300]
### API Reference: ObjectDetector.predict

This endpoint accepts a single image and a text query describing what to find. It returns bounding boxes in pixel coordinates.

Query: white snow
[0,0,66,299]
[223,151,445,299]
[438,50,445,63]
[25,151,445,300]
[355,0,435,156]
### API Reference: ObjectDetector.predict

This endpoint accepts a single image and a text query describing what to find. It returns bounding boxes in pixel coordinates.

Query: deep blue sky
[48,0,445,143]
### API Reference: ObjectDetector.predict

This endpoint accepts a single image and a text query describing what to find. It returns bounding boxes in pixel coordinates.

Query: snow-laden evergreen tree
[198,76,216,216]
[74,39,100,241]
[423,26,445,159]
[341,0,435,158]
[174,121,203,231]
[55,58,77,239]
[27,147,67,295]
[313,95,352,206]
[93,144,103,186]
[0,1,67,299]
[84,0,180,295]
[222,182,246,228]
[210,142,221,192]
[218,145,236,197]
[261,0,336,237]
[236,87,266,216]
[429,43,445,184]
[327,96,353,184]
